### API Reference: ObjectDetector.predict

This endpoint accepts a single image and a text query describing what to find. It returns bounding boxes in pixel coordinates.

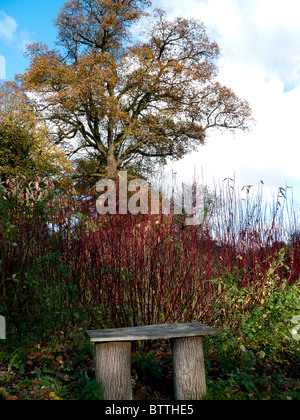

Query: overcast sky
[155,0,300,203]
[0,0,300,201]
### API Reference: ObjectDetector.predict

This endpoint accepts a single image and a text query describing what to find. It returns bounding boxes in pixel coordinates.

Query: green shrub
[132,351,162,380]
[80,378,104,400]
[206,278,300,375]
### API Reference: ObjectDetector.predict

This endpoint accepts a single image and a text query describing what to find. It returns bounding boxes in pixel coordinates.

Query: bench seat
[87,322,217,401]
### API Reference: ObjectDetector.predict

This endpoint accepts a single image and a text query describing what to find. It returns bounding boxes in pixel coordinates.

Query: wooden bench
[86,322,217,400]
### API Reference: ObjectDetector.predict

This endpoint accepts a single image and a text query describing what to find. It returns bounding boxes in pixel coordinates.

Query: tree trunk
[95,342,133,400]
[171,337,206,400]
[107,151,117,175]
[107,117,118,176]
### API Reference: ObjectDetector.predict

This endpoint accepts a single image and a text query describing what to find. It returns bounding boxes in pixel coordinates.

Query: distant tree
[0,81,73,190]
[20,0,252,178]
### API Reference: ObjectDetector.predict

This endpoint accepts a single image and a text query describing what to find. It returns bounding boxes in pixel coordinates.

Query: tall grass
[0,177,299,337]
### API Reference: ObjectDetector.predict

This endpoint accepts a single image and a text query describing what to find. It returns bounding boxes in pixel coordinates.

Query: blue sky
[1,0,300,202]
[0,0,63,80]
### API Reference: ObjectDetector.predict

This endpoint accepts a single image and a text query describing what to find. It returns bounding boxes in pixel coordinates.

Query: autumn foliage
[20,0,252,177]
[0,81,73,190]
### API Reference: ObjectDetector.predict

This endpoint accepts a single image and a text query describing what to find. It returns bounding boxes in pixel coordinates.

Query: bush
[1,177,300,337]
[1,176,300,400]
[205,278,300,376]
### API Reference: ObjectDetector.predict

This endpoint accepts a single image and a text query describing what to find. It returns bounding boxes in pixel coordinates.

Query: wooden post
[95,342,133,400]
[172,337,206,400]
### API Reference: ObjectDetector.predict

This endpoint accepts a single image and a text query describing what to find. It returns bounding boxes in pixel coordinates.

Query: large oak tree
[20,0,252,177]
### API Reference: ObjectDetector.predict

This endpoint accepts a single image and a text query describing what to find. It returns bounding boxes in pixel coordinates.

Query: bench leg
[95,342,133,400]
[171,337,206,400]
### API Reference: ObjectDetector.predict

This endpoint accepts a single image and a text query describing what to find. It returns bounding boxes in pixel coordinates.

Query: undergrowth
[0,177,299,400]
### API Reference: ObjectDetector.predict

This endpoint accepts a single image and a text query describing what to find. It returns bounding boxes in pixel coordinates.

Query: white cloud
[0,11,18,41]
[155,0,300,200]
[252,0,300,30]
[155,0,300,88]
[17,28,33,51]
[0,11,33,53]
[168,58,300,201]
